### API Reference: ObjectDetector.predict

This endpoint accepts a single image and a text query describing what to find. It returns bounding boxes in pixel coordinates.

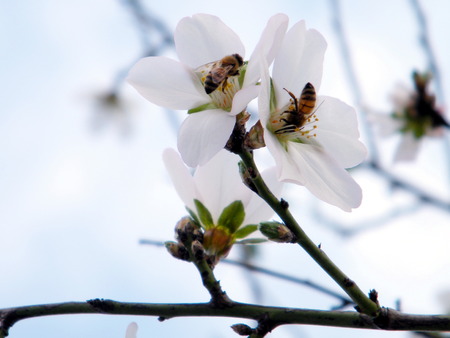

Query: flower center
[269,86,320,143]
[194,54,244,110]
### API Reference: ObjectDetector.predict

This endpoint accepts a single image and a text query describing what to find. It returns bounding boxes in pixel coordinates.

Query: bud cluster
[165,216,227,268]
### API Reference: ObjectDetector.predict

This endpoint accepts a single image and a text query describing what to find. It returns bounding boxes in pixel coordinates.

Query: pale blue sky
[1,1,449,337]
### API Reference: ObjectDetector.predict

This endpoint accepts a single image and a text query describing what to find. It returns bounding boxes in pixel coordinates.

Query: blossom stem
[181,230,233,308]
[237,149,380,317]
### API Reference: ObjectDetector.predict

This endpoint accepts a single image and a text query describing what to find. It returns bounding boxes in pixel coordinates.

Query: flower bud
[191,240,205,261]
[203,227,234,258]
[259,221,296,243]
[231,323,253,336]
[245,120,265,150]
[164,241,190,262]
[238,161,257,193]
[175,216,203,244]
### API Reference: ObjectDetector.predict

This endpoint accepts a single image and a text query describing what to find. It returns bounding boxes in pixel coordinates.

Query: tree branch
[1,300,449,337]
[237,149,380,316]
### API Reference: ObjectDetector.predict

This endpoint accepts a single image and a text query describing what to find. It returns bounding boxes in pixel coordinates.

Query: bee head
[221,54,243,68]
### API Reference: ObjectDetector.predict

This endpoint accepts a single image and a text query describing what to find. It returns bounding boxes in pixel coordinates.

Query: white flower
[163,148,282,256]
[128,14,288,167]
[163,148,281,226]
[374,72,448,162]
[258,20,366,212]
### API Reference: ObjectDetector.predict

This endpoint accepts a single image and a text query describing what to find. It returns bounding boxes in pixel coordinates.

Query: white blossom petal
[244,167,283,224]
[257,56,272,125]
[175,14,245,69]
[162,148,197,211]
[194,150,251,219]
[264,132,307,185]
[177,110,236,167]
[229,85,260,115]
[125,322,138,338]
[394,133,421,162]
[244,14,289,87]
[127,56,210,110]
[315,96,367,168]
[285,143,362,211]
[272,21,327,109]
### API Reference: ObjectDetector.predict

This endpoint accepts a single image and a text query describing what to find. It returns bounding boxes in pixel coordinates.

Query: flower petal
[125,322,138,338]
[229,85,260,115]
[264,132,307,185]
[282,142,362,211]
[244,13,289,87]
[194,150,250,219]
[175,14,245,69]
[257,56,272,125]
[244,167,282,224]
[315,96,367,168]
[272,21,327,109]
[127,56,210,110]
[162,148,197,211]
[394,133,421,162]
[177,110,236,167]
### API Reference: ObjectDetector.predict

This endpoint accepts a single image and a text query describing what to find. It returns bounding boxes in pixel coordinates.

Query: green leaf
[185,207,201,227]
[194,199,214,229]
[188,102,217,114]
[269,77,277,113]
[217,200,245,233]
[234,224,258,239]
[235,238,267,245]
[238,62,248,88]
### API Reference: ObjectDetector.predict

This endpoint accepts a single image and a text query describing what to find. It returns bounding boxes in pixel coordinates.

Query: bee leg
[221,78,228,92]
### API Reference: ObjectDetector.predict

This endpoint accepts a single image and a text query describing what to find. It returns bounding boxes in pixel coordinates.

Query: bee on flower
[258,20,367,212]
[127,14,289,167]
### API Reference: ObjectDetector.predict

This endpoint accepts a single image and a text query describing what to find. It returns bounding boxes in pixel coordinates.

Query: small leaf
[187,102,217,114]
[194,199,214,229]
[234,224,258,239]
[217,200,245,233]
[238,62,248,88]
[185,207,201,227]
[236,238,267,245]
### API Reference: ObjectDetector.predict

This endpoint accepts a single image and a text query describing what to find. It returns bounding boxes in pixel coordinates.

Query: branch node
[87,298,115,313]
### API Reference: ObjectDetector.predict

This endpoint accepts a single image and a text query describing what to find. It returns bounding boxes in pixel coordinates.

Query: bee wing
[210,65,234,84]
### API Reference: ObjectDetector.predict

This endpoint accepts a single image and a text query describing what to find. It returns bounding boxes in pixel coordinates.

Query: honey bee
[274,82,317,134]
[204,54,244,94]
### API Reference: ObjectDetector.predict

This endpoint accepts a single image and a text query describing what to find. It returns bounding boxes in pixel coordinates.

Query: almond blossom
[258,20,366,211]
[162,148,282,258]
[376,72,448,162]
[128,14,288,167]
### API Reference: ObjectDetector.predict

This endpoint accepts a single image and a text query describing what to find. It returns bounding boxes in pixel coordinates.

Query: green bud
[238,161,257,193]
[203,227,234,258]
[259,221,296,243]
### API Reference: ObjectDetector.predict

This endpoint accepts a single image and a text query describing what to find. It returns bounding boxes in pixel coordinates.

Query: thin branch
[1,300,449,337]
[314,200,423,238]
[328,0,380,163]
[223,259,353,309]
[139,239,353,308]
[367,161,450,211]
[237,148,379,316]
[409,0,444,104]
